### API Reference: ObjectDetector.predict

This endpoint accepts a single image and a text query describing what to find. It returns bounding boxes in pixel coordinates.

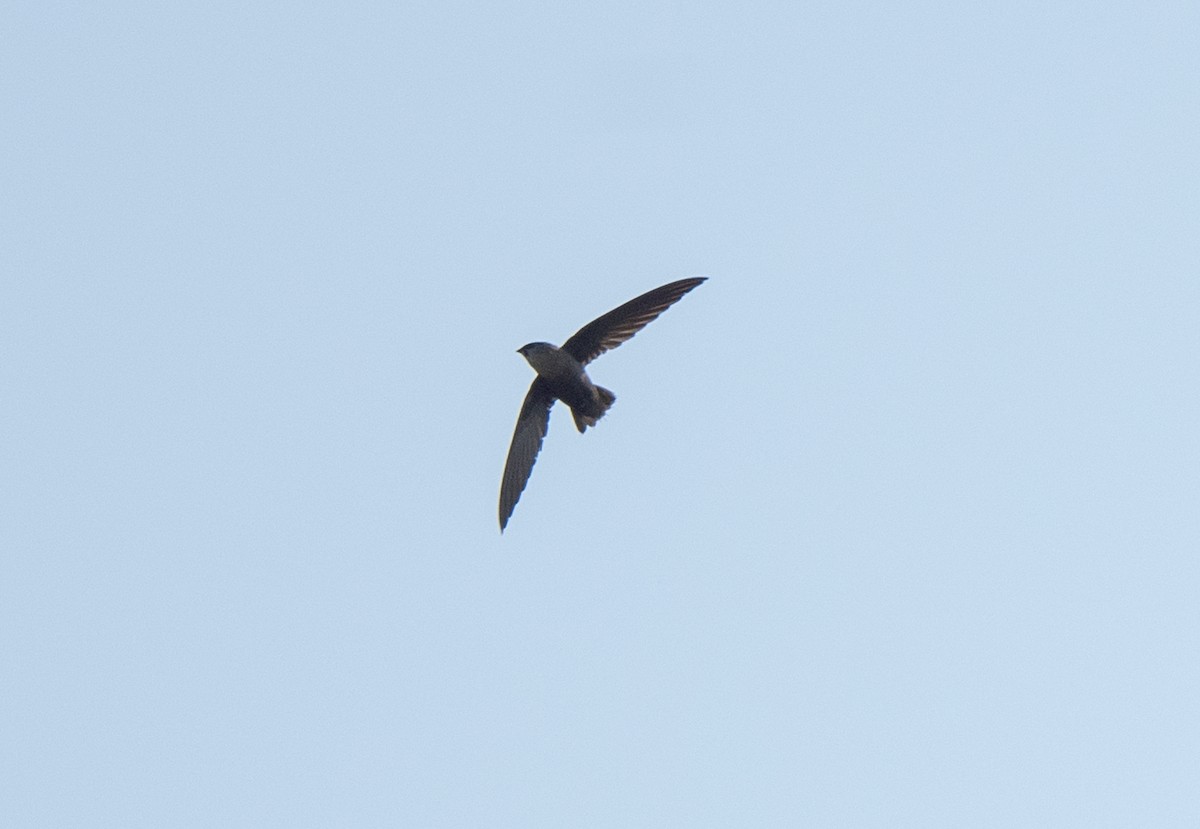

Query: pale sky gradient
[3,2,1198,826]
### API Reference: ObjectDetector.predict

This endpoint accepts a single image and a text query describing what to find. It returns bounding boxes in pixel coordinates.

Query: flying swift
[498,277,706,531]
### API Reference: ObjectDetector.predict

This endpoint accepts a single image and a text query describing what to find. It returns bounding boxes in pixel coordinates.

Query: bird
[498,276,706,531]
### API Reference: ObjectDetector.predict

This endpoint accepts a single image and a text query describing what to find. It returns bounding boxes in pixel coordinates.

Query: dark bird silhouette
[499,277,706,531]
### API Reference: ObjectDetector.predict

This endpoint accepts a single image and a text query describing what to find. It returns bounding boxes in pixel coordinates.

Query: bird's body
[516,342,615,432]
[499,277,706,531]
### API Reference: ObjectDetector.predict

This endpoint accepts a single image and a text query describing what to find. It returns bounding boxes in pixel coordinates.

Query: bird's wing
[560,277,706,366]
[499,377,555,531]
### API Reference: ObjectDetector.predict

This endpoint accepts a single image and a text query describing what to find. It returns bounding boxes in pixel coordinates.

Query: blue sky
[3,1,1198,826]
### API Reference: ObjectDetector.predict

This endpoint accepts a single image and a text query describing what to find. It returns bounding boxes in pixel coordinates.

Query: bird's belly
[544,375,601,414]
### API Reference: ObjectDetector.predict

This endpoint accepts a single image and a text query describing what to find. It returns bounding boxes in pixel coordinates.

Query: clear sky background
[3,2,1198,826]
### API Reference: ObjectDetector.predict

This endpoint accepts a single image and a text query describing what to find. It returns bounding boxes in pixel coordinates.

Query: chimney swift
[499,276,706,531]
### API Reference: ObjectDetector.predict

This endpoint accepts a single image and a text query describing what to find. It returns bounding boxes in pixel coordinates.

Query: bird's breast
[524,346,583,381]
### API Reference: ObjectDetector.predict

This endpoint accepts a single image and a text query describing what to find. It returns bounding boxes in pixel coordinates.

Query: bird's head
[517,342,555,358]
[517,342,567,375]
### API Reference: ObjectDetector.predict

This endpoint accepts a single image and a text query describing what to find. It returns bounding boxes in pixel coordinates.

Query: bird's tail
[571,386,616,433]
